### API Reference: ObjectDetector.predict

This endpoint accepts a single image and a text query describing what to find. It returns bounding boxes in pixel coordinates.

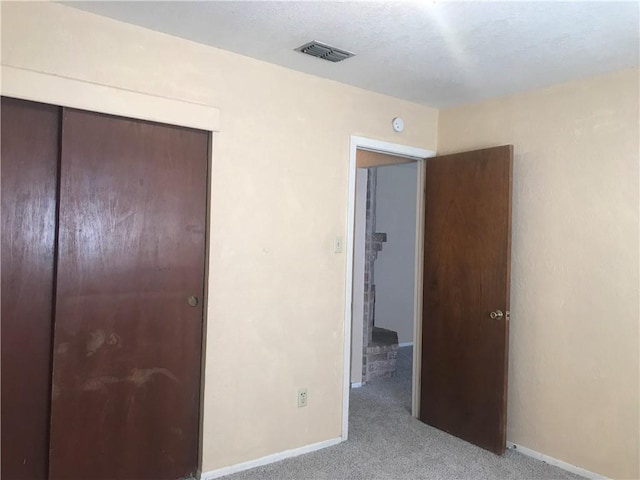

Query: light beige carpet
[221,347,584,480]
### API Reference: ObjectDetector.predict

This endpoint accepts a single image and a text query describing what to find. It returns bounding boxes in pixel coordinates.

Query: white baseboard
[506,442,609,479]
[350,381,363,388]
[200,437,342,479]
[398,342,413,348]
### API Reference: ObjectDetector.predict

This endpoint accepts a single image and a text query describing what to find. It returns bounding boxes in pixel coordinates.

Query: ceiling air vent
[295,41,355,63]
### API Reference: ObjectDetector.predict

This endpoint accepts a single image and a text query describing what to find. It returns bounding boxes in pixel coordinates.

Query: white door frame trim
[0,65,221,132]
[342,135,435,440]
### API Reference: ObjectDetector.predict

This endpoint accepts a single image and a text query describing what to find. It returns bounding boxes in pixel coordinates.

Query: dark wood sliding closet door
[49,109,208,480]
[1,97,60,480]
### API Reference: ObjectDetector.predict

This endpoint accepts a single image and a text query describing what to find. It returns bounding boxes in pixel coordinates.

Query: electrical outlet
[297,388,308,408]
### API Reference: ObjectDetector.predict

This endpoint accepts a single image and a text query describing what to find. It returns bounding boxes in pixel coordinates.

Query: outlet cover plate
[298,387,308,408]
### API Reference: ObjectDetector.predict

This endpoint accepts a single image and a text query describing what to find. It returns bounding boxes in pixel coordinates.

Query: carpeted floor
[221,347,583,480]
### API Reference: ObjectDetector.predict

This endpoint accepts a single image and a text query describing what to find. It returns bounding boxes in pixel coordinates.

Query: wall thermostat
[392,117,404,132]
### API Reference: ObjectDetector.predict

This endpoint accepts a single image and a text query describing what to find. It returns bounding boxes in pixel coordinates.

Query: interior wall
[1,2,439,473]
[350,169,368,385]
[438,68,639,479]
[373,163,418,344]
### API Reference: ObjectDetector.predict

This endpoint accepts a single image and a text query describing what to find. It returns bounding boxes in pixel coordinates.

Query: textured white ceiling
[65,1,639,107]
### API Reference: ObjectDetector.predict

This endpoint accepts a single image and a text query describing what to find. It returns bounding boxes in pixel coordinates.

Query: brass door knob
[490,310,504,320]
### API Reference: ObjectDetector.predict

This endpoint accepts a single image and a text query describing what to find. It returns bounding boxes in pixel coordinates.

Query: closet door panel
[1,97,60,480]
[49,109,208,480]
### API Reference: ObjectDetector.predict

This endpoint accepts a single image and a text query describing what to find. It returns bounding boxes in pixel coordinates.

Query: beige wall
[438,68,640,479]
[1,2,438,473]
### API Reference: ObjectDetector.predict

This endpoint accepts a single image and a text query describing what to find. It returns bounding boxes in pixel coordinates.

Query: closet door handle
[187,296,199,307]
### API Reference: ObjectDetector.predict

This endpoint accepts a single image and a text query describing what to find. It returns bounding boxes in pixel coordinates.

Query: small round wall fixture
[392,117,404,132]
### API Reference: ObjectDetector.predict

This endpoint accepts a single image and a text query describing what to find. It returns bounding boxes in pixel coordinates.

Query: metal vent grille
[295,41,355,63]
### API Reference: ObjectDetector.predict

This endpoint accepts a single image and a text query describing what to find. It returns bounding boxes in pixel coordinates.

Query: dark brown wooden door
[49,109,208,480]
[1,97,60,480]
[420,145,513,455]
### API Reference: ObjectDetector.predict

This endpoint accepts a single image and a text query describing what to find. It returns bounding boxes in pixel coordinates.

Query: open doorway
[342,136,435,440]
[351,161,417,380]
[350,160,418,413]
[343,140,513,456]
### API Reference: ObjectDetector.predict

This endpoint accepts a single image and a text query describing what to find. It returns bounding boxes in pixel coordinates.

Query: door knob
[187,296,199,307]
[489,310,504,320]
